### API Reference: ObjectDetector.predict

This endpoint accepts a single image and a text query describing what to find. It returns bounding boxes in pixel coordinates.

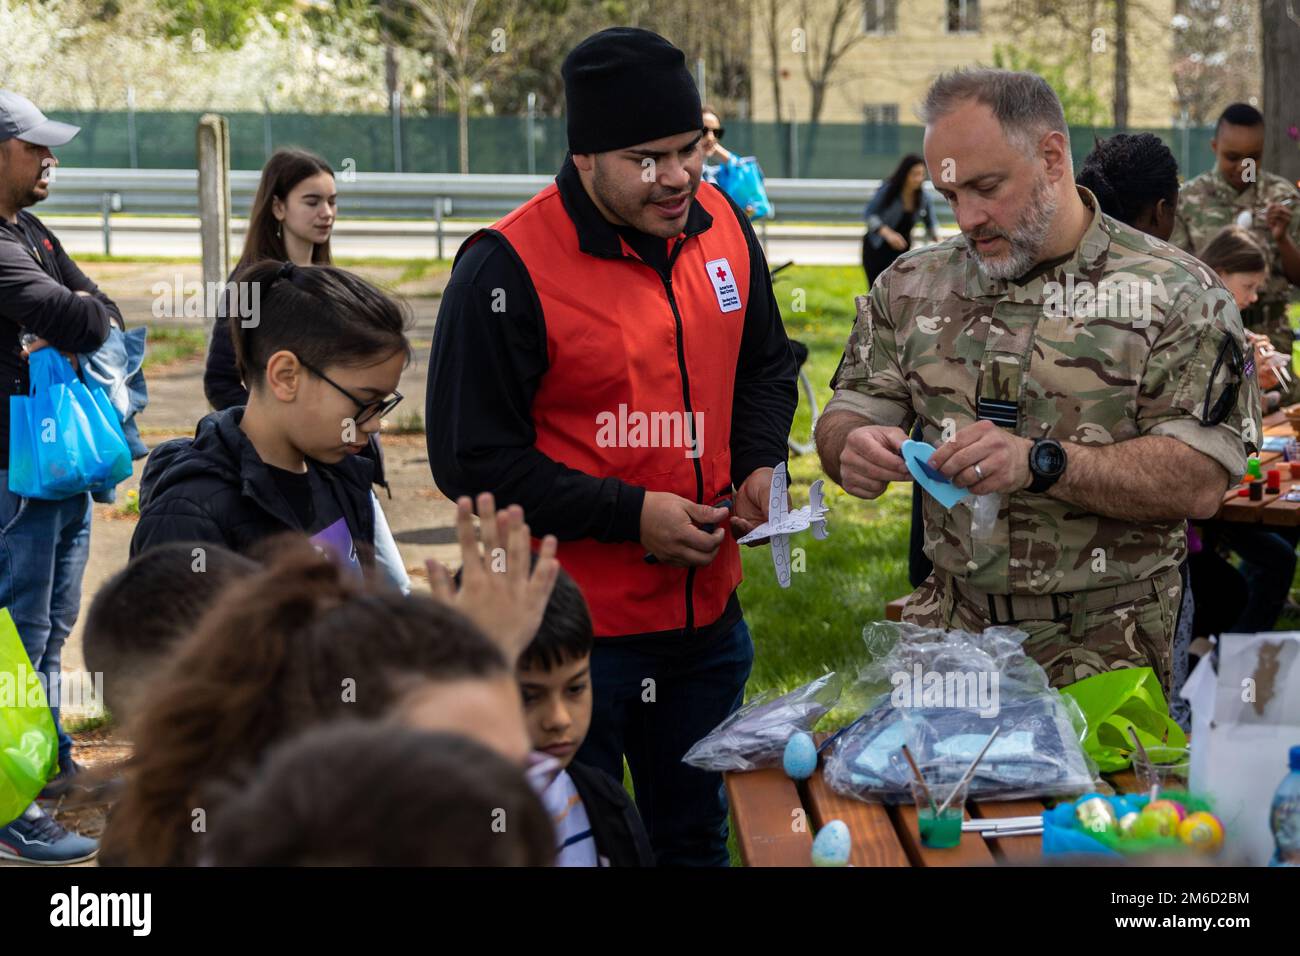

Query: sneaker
[38,759,95,802]
[0,803,99,864]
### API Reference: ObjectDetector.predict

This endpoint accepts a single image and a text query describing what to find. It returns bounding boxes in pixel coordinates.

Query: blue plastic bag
[8,348,132,500]
[714,156,774,220]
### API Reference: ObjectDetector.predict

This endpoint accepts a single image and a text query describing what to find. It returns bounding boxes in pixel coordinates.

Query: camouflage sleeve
[1137,285,1260,482]
[1288,186,1300,247]
[1167,211,1193,255]
[823,283,914,428]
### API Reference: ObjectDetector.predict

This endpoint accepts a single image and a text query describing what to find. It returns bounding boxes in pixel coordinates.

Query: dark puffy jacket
[130,406,375,561]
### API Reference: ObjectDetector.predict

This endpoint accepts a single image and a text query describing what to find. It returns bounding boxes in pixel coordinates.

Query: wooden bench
[726,740,1141,867]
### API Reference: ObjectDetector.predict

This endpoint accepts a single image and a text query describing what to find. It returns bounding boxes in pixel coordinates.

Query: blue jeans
[0,473,92,766]
[576,615,754,867]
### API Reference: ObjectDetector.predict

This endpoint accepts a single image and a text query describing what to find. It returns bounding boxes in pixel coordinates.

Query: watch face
[1033,441,1066,476]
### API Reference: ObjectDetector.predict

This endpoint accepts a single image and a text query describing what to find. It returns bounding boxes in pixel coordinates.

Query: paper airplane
[736,462,829,587]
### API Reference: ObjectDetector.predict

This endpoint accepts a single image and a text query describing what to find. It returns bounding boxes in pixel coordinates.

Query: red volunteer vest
[477,182,750,637]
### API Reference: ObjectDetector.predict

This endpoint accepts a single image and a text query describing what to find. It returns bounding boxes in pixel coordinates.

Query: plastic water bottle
[1269,745,1300,866]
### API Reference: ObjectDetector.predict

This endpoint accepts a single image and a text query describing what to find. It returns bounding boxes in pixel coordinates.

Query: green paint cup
[917,806,965,848]
[909,776,970,849]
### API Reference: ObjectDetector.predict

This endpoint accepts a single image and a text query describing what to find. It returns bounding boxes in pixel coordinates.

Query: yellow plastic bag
[0,608,57,822]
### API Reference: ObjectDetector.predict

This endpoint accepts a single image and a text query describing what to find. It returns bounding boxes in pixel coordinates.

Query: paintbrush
[1127,726,1159,801]
[900,744,937,814]
[935,726,1001,816]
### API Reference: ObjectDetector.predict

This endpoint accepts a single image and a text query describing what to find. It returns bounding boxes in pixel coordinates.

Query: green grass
[387,409,426,434]
[142,325,207,369]
[63,710,114,735]
[738,264,899,712]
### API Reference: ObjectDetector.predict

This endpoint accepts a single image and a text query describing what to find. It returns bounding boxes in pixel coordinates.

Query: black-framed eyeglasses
[702,125,725,140]
[299,359,403,426]
[1202,333,1243,426]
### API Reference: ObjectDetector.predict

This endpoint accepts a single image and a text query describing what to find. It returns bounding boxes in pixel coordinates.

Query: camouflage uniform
[827,187,1261,690]
[1170,165,1300,403]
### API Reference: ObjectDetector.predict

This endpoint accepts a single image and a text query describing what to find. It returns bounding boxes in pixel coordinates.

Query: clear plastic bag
[822,622,1098,803]
[683,672,842,772]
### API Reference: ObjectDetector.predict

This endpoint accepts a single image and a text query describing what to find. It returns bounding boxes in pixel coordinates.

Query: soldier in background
[1170,103,1300,404]
[816,69,1261,691]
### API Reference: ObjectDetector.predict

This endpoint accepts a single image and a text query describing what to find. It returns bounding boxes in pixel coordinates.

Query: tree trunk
[1112,0,1129,130]
[1260,0,1300,185]
[763,0,787,176]
[802,81,827,179]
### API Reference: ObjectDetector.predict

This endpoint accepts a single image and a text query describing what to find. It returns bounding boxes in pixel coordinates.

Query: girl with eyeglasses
[131,261,410,582]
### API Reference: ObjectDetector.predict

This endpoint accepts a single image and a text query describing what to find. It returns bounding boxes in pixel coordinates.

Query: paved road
[47,215,898,265]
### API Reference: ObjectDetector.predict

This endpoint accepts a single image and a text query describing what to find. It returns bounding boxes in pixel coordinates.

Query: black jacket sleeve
[47,226,124,332]
[718,194,799,488]
[204,314,249,410]
[425,234,646,543]
[0,230,111,353]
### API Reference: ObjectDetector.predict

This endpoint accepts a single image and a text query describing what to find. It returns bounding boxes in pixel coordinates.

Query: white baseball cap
[0,90,80,146]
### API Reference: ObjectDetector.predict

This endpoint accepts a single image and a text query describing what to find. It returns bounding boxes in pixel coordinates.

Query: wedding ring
[974,463,985,481]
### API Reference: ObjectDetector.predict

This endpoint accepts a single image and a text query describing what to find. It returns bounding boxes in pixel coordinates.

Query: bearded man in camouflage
[816,70,1261,691]
[1170,102,1300,406]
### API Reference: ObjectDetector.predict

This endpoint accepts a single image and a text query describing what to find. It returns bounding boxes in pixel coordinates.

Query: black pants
[575,617,754,866]
[862,234,906,289]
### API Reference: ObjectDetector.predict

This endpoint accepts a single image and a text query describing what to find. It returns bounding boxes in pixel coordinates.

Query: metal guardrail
[40,168,955,254]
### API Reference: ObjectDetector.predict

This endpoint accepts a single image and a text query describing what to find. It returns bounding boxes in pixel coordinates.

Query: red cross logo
[715,266,728,282]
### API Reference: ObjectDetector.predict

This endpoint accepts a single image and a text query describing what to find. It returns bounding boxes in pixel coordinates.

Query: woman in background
[861,154,938,289]
[204,148,336,410]
[1076,132,1180,241]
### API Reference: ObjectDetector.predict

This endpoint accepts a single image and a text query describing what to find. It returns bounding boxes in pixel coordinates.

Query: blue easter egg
[783,732,818,780]
[812,819,851,867]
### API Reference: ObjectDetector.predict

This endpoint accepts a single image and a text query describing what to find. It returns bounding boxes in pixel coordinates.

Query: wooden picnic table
[1217,410,1300,525]
[725,734,1142,867]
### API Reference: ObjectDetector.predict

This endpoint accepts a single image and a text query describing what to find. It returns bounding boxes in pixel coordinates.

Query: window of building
[863,0,898,34]
[947,0,981,33]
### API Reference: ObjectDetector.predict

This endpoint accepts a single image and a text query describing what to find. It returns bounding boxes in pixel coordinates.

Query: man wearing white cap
[0,90,116,864]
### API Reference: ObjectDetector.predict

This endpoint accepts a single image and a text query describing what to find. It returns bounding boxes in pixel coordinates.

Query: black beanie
[563,28,702,154]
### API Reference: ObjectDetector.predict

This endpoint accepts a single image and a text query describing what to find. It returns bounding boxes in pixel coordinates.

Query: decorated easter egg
[1075,795,1118,834]
[811,819,851,867]
[783,731,818,780]
[1178,812,1224,852]
[1117,812,1139,837]
[1135,803,1180,839]
[1148,799,1186,823]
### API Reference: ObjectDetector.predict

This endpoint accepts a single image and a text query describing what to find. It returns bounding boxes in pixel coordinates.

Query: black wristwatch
[1027,438,1067,493]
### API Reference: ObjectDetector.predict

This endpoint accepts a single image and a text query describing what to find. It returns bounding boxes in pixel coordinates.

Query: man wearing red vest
[427,28,797,865]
